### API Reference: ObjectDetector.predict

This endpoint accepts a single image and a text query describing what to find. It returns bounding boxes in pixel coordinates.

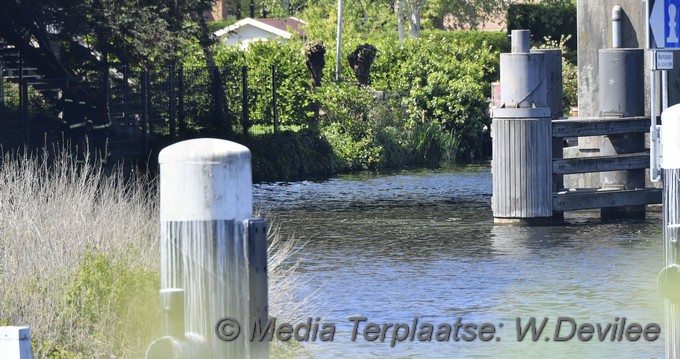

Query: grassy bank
[0,148,309,358]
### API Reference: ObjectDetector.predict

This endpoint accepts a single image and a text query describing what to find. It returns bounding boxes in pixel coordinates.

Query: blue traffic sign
[665,0,680,48]
[651,0,680,48]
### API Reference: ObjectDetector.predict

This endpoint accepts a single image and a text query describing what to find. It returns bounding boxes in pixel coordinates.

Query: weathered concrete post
[598,49,646,218]
[147,138,269,359]
[657,104,680,359]
[492,30,553,223]
[0,327,33,359]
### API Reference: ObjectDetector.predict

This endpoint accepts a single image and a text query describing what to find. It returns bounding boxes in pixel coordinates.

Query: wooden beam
[553,152,650,175]
[552,117,650,138]
[553,188,662,211]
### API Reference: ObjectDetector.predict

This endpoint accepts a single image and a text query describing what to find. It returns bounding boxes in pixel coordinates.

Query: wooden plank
[553,188,662,211]
[553,151,650,175]
[552,117,650,137]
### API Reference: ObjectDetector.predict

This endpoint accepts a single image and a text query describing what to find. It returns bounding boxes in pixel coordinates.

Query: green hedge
[244,129,338,182]
[507,2,576,51]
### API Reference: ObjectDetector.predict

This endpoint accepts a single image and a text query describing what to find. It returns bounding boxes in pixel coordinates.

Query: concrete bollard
[147,138,269,359]
[658,104,680,359]
[598,48,646,219]
[0,326,33,359]
[492,30,553,223]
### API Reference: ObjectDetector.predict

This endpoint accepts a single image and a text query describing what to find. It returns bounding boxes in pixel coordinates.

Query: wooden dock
[552,116,661,212]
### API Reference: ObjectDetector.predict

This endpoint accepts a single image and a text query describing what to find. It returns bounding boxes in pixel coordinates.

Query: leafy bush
[371,35,493,159]
[410,121,459,167]
[214,40,313,131]
[245,129,337,182]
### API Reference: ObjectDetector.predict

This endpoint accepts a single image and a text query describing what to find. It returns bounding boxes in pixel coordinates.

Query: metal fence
[0,64,299,164]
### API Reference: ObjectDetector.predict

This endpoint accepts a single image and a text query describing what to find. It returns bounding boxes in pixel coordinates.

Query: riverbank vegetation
[192,28,506,181]
[0,149,308,357]
[183,0,577,181]
[0,0,576,182]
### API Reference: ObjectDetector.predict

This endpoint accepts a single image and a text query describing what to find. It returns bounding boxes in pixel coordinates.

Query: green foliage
[207,17,238,33]
[300,0,396,44]
[316,83,391,171]
[245,129,337,182]
[371,35,492,158]
[507,2,577,52]
[55,249,160,357]
[424,0,509,30]
[213,40,313,131]
[411,121,458,167]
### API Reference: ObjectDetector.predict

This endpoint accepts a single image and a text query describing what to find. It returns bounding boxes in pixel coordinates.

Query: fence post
[178,68,185,137]
[169,64,176,139]
[272,65,278,133]
[147,138,269,359]
[0,60,4,105]
[141,71,149,156]
[22,79,29,149]
[0,326,33,359]
[242,66,250,136]
[123,65,129,123]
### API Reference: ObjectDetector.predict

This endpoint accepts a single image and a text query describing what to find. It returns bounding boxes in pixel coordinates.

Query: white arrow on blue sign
[651,0,680,48]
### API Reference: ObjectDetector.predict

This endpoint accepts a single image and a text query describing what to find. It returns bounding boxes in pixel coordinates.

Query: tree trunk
[194,13,231,136]
[396,0,405,41]
[408,7,420,38]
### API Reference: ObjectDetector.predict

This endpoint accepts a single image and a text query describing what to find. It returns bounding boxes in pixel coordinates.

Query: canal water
[253,165,665,358]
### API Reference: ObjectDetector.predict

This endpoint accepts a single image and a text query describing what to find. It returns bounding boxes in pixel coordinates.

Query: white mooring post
[0,326,33,359]
[658,104,680,359]
[147,138,269,359]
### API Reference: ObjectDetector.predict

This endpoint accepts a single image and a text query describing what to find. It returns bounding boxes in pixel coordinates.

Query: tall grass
[0,147,308,358]
[0,148,159,357]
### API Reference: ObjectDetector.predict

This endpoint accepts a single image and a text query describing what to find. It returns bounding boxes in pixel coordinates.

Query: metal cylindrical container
[531,49,563,118]
[492,108,553,219]
[598,49,644,117]
[500,53,546,108]
[511,30,530,53]
[598,49,646,218]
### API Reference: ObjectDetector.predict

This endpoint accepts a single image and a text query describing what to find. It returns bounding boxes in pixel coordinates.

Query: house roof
[257,17,307,37]
[214,17,307,40]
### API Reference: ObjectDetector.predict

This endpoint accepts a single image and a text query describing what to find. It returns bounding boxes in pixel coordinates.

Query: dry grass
[0,147,159,357]
[0,147,308,358]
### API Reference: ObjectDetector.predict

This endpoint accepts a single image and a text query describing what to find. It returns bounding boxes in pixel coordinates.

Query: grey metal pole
[663,70,669,111]
[612,5,622,48]
[651,53,662,182]
[272,65,278,133]
[335,0,343,82]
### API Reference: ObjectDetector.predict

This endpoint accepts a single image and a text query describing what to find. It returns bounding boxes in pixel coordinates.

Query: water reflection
[254,166,666,358]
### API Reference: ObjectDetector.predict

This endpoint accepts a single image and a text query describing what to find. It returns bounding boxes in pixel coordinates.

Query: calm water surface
[253,165,665,358]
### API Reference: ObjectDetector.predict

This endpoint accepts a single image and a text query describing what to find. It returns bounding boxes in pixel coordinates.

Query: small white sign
[657,51,674,69]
